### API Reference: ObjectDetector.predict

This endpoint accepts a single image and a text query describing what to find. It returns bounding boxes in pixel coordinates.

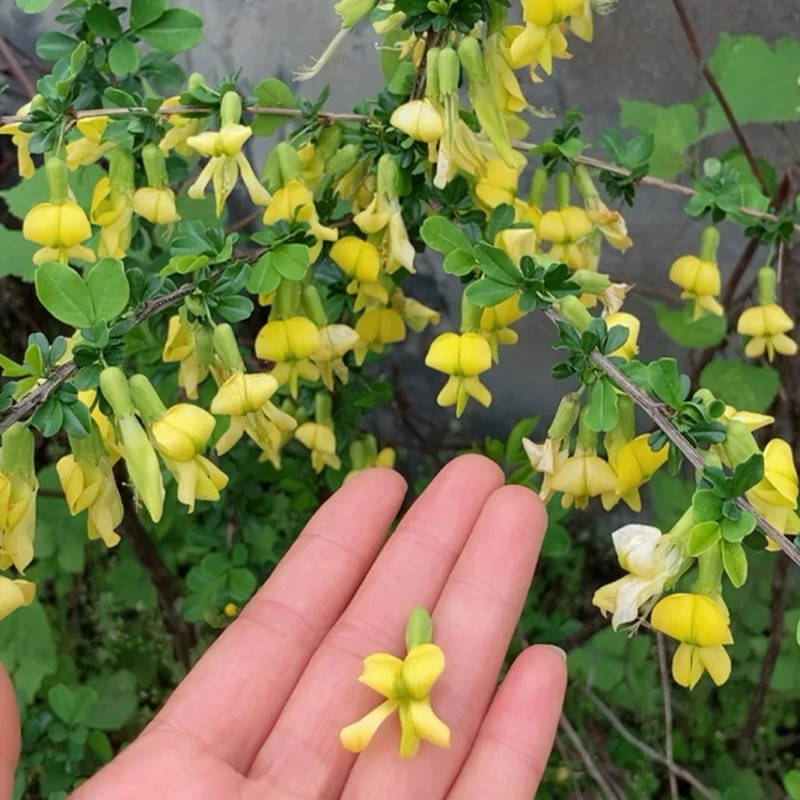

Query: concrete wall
[3,1,799,436]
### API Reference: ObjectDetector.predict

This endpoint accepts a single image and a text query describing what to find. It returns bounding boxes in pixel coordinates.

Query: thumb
[0,665,20,800]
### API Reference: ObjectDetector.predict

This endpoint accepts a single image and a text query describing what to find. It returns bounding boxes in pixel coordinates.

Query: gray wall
[3,1,799,436]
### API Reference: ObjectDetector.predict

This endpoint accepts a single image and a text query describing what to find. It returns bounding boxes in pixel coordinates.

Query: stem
[0,34,36,98]
[558,715,623,800]
[656,633,679,800]
[669,0,768,193]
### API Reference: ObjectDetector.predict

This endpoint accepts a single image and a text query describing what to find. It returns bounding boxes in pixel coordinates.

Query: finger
[248,454,505,798]
[0,665,20,800]
[342,484,546,800]
[446,645,567,800]
[145,467,407,773]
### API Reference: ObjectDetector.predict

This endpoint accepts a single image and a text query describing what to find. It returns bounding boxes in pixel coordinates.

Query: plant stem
[656,633,679,800]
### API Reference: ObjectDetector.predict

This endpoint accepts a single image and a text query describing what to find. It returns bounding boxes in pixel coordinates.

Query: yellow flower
[210,370,296,456]
[603,435,667,512]
[66,116,115,170]
[539,206,593,245]
[0,471,37,574]
[158,97,203,157]
[311,324,360,391]
[475,158,522,210]
[651,593,733,689]
[523,436,569,503]
[78,390,121,463]
[340,642,450,758]
[390,99,444,143]
[584,195,632,252]
[255,317,321,398]
[604,311,640,360]
[345,435,396,481]
[749,439,798,509]
[56,453,123,548]
[669,255,723,319]
[151,404,216,462]
[494,224,537,267]
[0,575,36,620]
[161,453,228,513]
[737,303,797,361]
[263,180,338,261]
[721,405,774,432]
[485,31,527,114]
[330,236,388,311]
[0,102,34,179]
[425,332,492,417]
[391,289,441,333]
[480,294,524,362]
[551,445,617,509]
[23,200,95,265]
[354,308,407,365]
[187,123,270,216]
[133,186,181,225]
[162,315,209,400]
[592,524,683,629]
[90,175,133,259]
[295,422,341,472]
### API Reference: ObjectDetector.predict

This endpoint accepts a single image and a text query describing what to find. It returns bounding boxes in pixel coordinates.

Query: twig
[558,714,623,800]
[656,633,679,800]
[0,35,37,99]
[114,470,197,669]
[554,735,586,800]
[545,307,800,568]
[583,688,718,800]
[669,0,768,194]
[735,555,789,764]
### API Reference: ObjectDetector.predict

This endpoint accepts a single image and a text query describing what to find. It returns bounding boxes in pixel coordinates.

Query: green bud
[274,141,304,186]
[721,420,760,467]
[108,148,135,189]
[547,393,581,440]
[438,47,460,96]
[326,144,361,179]
[405,606,433,650]
[141,144,169,188]
[699,225,720,262]
[457,36,488,86]
[213,324,245,370]
[334,0,377,29]
[425,47,441,98]
[129,374,168,426]
[693,547,724,596]
[314,391,334,425]
[188,72,209,91]
[757,265,777,306]
[68,421,107,463]
[99,366,135,417]
[571,269,611,294]
[555,171,571,209]
[556,295,593,332]
[376,153,400,198]
[460,292,483,333]
[220,91,243,126]
[302,285,329,327]
[194,325,215,369]
[45,156,70,203]
[272,278,302,320]
[576,405,599,451]
[317,125,344,160]
[572,164,599,201]
[349,439,368,470]
[529,167,549,207]
[0,423,35,478]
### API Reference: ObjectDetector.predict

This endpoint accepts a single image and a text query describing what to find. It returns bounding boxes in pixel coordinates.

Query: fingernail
[546,645,568,661]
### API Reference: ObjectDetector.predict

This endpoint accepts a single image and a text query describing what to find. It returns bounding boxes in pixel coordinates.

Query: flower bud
[334,0,377,28]
[457,36,488,85]
[220,91,243,126]
[390,100,444,143]
[405,606,433,650]
[547,393,581,439]
[756,265,777,306]
[556,295,593,332]
[438,46,460,95]
[45,156,69,203]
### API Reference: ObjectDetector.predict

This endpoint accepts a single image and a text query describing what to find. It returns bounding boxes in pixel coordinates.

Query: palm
[62,455,566,799]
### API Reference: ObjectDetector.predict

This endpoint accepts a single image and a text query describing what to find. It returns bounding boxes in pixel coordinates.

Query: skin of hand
[0,455,567,800]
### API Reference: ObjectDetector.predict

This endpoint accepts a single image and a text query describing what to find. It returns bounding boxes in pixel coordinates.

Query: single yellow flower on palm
[66,115,115,170]
[0,575,36,620]
[255,317,321,398]
[0,101,35,178]
[340,640,450,758]
[354,308,407,365]
[651,593,733,689]
[425,332,493,417]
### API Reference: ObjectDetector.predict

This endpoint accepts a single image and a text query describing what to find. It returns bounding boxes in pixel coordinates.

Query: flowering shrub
[1,0,799,795]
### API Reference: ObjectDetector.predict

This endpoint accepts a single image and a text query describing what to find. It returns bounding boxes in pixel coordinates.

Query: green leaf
[35,262,95,328]
[131,0,167,29]
[505,415,538,465]
[692,489,723,521]
[48,684,98,724]
[729,453,764,497]
[620,101,700,179]
[0,600,58,697]
[474,243,521,285]
[30,396,64,437]
[442,248,475,276]
[35,31,79,61]
[784,769,800,800]
[61,399,92,437]
[420,216,472,254]
[108,38,141,76]
[647,358,686,407]
[16,0,54,13]
[228,568,257,602]
[687,521,721,556]
[702,36,800,136]
[137,8,204,53]
[251,79,298,136]
[85,4,123,38]
[83,670,138,730]
[721,512,756,543]
[0,225,37,281]
[465,279,517,307]
[652,301,726,348]
[721,540,748,588]
[86,258,130,322]
[215,295,254,324]
[272,244,310,281]
[700,360,780,414]
[246,252,282,295]
[585,378,619,433]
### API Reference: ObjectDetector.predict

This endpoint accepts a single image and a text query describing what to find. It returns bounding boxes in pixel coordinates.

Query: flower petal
[340,699,398,753]
[402,643,445,700]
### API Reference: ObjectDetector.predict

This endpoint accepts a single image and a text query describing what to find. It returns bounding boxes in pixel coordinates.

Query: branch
[656,633,679,800]
[559,714,625,800]
[669,0,768,194]
[583,688,718,800]
[0,34,37,99]
[545,308,800,568]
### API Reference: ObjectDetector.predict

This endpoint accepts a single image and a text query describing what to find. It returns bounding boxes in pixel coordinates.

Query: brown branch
[0,35,37,99]
[559,714,624,800]
[669,0,768,193]
[583,688,718,800]
[114,468,196,669]
[656,633,679,800]
[735,554,789,764]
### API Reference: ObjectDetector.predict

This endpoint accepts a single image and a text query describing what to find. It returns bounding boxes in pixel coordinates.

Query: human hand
[4,455,567,800]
